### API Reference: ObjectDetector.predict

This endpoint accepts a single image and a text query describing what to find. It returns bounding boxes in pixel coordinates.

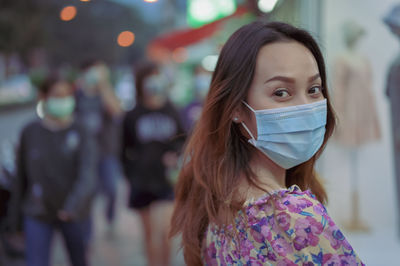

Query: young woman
[12,75,97,266]
[170,21,364,265]
[121,61,185,266]
[76,60,123,233]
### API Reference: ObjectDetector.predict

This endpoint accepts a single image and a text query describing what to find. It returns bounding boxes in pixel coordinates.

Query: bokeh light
[202,55,218,71]
[144,0,158,3]
[147,45,171,63]
[172,47,188,63]
[80,0,91,2]
[257,0,279,13]
[60,6,77,21]
[117,31,135,47]
[189,1,218,22]
[188,0,236,27]
[36,100,45,119]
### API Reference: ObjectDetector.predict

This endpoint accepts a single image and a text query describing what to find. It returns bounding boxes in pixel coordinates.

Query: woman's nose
[293,93,313,106]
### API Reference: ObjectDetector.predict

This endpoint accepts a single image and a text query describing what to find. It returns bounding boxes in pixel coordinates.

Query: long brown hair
[170,21,336,265]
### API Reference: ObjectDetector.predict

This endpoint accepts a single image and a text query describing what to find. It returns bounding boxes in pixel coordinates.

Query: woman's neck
[143,96,166,110]
[240,151,286,200]
[42,115,73,131]
[251,152,286,189]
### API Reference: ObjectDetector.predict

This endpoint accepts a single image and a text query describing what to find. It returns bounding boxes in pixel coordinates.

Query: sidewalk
[52,179,185,266]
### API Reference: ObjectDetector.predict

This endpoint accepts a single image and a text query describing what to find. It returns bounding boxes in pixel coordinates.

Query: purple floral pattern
[202,185,364,265]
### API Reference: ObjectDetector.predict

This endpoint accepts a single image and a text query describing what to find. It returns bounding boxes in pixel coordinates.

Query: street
[0,105,185,266]
[1,105,400,266]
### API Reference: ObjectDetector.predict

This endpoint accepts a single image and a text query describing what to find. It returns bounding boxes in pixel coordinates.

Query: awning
[147,6,249,61]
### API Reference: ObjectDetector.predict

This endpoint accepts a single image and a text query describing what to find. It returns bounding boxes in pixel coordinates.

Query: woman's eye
[309,86,322,95]
[273,89,290,98]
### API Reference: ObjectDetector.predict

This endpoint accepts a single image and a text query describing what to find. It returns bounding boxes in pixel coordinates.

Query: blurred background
[0,0,399,265]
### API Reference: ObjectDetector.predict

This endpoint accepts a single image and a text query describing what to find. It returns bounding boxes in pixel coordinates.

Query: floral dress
[202,185,364,265]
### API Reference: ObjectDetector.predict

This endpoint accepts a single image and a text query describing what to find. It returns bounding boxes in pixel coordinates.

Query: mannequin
[333,20,381,231]
[384,4,400,237]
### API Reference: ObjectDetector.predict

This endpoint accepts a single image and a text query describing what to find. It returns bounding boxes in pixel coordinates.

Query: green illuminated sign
[187,0,237,28]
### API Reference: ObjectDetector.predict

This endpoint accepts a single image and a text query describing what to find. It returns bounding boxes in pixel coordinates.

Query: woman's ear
[232,108,243,123]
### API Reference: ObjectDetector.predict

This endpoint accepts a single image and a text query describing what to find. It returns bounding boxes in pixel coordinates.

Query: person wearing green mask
[45,92,75,119]
[10,75,98,266]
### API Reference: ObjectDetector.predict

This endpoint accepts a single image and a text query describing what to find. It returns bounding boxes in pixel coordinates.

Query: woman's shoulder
[204,185,364,265]
[241,185,361,261]
[244,185,321,214]
[123,105,147,123]
[22,119,42,132]
[20,119,45,141]
[243,185,330,234]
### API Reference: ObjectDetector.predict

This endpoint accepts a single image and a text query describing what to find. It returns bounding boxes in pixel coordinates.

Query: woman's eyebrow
[264,76,295,84]
[309,73,321,82]
[264,73,320,84]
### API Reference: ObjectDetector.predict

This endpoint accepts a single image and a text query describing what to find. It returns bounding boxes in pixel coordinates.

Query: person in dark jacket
[11,75,97,266]
[122,61,185,266]
[75,60,123,233]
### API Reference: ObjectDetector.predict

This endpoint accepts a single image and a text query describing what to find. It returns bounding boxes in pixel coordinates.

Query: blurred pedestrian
[383,4,400,237]
[180,65,212,132]
[76,60,123,234]
[121,61,185,266]
[10,74,97,266]
[170,21,364,265]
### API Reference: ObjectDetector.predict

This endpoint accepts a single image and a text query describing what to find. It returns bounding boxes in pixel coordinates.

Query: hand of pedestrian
[58,210,73,222]
[96,63,111,88]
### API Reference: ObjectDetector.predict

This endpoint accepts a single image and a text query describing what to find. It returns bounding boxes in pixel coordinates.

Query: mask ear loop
[241,122,256,141]
[242,101,256,112]
[240,101,257,141]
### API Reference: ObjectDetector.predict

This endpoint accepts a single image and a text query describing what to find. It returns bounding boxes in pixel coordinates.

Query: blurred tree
[0,0,158,70]
[44,0,158,67]
[0,0,47,76]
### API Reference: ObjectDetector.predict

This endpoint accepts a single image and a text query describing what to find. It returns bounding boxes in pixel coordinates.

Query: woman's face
[43,81,75,119]
[48,81,73,98]
[142,69,169,108]
[239,41,325,138]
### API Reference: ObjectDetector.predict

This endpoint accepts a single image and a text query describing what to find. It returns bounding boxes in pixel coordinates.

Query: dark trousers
[24,216,90,266]
[99,155,121,223]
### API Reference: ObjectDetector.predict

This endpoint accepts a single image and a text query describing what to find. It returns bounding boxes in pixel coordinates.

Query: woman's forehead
[255,41,319,78]
[49,81,72,96]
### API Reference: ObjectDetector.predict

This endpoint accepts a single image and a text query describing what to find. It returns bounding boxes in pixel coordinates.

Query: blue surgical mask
[241,99,327,169]
[45,96,76,118]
